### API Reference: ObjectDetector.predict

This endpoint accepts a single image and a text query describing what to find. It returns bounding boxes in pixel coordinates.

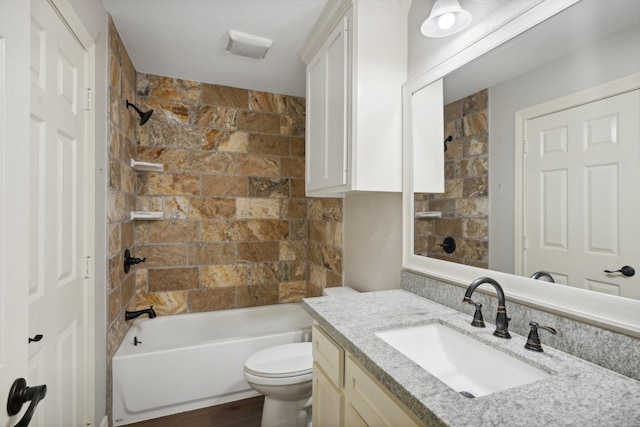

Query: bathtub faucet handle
[125,305,157,321]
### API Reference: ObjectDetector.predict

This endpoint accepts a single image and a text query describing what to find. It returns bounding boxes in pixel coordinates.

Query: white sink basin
[376,323,549,398]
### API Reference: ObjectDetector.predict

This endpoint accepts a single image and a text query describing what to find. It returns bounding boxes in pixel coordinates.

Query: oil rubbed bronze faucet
[463,277,511,339]
[125,306,156,321]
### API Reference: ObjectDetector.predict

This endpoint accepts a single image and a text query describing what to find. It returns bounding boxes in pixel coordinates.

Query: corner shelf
[131,159,164,172]
[130,211,164,221]
[415,211,442,219]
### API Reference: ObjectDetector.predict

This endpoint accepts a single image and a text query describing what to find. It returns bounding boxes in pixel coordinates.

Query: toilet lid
[245,342,312,378]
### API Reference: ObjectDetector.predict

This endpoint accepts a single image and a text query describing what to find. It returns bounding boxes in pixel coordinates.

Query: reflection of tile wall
[106,15,138,419]
[131,73,343,314]
[414,89,489,268]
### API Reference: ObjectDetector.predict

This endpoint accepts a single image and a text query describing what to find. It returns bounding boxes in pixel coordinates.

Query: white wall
[66,0,109,424]
[489,25,640,273]
[344,193,403,291]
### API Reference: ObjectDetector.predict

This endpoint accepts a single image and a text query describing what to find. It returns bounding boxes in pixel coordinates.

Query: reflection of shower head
[126,100,153,126]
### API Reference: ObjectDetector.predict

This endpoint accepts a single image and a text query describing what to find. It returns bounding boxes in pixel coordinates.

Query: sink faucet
[125,306,156,321]
[462,277,511,339]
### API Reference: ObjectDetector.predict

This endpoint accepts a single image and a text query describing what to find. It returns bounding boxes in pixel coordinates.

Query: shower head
[126,100,153,126]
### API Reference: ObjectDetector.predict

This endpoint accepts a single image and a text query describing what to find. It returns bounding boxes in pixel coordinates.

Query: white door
[1,1,92,426]
[524,89,640,299]
[29,0,91,425]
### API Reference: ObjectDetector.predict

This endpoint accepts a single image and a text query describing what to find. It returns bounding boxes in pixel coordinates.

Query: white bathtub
[112,303,312,426]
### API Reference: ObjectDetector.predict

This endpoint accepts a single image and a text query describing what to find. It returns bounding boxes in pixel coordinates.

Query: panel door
[29,0,91,425]
[524,89,640,299]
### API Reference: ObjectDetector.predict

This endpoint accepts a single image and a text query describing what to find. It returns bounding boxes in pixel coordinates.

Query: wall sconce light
[126,100,153,126]
[421,0,472,38]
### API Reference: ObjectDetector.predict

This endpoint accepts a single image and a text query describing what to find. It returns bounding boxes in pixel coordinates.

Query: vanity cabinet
[301,0,410,196]
[312,323,425,427]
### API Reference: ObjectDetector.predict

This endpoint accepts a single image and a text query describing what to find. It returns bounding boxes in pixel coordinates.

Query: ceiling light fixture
[225,30,273,59]
[421,0,472,38]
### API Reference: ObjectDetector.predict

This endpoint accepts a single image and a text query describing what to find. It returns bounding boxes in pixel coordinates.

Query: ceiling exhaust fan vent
[225,30,273,59]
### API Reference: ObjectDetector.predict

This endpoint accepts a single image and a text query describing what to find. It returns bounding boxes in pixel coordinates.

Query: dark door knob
[6,378,47,427]
[604,266,635,277]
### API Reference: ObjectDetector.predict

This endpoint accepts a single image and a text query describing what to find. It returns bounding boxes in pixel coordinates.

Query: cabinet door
[306,14,349,192]
[313,363,344,427]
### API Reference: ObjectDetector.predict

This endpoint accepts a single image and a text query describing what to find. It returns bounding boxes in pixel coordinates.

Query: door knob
[604,266,635,277]
[6,378,47,427]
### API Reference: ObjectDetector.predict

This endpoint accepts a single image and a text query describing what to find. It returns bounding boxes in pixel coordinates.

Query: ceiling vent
[225,30,273,59]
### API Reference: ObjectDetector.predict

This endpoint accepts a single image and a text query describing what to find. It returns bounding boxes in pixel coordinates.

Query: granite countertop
[302,289,640,427]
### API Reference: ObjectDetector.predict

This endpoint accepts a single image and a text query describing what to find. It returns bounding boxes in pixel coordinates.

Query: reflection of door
[524,89,640,299]
[29,0,91,424]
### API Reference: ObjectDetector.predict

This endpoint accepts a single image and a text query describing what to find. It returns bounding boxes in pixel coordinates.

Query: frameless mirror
[403,0,640,335]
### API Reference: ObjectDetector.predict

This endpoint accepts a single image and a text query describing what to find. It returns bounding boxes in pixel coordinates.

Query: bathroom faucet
[463,277,511,339]
[125,306,156,321]
[530,271,555,282]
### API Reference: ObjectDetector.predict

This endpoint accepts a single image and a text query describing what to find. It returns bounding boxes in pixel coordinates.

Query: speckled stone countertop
[303,290,640,427]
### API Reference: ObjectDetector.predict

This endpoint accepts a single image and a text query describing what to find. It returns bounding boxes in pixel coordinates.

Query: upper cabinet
[300,0,410,197]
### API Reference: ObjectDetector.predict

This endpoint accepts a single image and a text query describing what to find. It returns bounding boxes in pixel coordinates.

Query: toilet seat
[244,342,312,386]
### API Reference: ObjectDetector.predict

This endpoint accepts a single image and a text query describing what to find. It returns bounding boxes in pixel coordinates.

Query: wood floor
[127,396,264,427]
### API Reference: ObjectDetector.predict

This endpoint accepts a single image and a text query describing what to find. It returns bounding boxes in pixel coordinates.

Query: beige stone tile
[463,89,488,115]
[309,220,325,242]
[108,254,125,291]
[189,197,236,219]
[108,224,120,257]
[147,220,200,243]
[247,134,290,156]
[121,221,134,249]
[191,105,238,129]
[141,99,189,125]
[463,219,489,239]
[107,287,121,325]
[188,243,236,265]
[290,179,305,198]
[163,196,190,220]
[135,244,188,268]
[202,84,248,109]
[150,75,201,102]
[457,156,488,179]
[202,175,248,198]
[281,157,305,178]
[137,172,200,196]
[247,262,284,285]
[237,241,279,262]
[148,267,199,292]
[188,287,236,312]
[135,268,148,294]
[248,177,289,198]
[463,111,488,136]
[217,131,249,153]
[463,176,488,198]
[321,198,343,222]
[326,222,342,248]
[279,241,307,261]
[321,245,342,275]
[444,99,462,121]
[279,282,307,303]
[289,220,308,241]
[237,154,281,177]
[236,284,279,308]
[236,198,281,219]
[188,151,236,174]
[434,218,463,237]
[201,264,247,287]
[308,264,326,295]
[138,122,205,149]
[201,220,248,242]
[306,200,323,221]
[135,291,188,315]
[136,147,188,172]
[237,111,280,134]
[282,199,307,219]
[291,137,305,157]
[246,219,289,241]
[287,260,308,281]
[108,156,121,191]
[280,115,305,137]
[465,133,489,156]
[249,91,286,113]
[108,189,125,222]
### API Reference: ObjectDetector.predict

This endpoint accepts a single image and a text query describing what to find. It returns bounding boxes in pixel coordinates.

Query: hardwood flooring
[126,396,264,427]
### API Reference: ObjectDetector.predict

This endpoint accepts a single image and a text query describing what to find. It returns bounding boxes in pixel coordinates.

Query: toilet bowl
[244,287,358,427]
[244,342,313,427]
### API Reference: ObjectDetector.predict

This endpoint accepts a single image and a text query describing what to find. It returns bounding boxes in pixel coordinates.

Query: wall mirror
[403,0,640,336]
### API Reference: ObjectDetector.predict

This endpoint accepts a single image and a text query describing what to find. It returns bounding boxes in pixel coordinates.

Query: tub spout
[125,306,156,321]
[463,277,510,339]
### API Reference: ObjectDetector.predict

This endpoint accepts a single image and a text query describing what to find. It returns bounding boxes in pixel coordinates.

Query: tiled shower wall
[414,89,489,268]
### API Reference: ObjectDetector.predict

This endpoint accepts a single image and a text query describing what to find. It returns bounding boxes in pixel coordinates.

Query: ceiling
[103,0,329,97]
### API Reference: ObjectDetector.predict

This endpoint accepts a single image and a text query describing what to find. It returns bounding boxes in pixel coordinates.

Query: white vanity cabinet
[301,0,410,196]
[312,323,426,427]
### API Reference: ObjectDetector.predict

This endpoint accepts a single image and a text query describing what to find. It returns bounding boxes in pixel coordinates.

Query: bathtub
[112,303,312,426]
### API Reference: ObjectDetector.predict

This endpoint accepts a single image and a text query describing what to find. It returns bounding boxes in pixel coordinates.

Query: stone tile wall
[106,16,137,418]
[308,199,344,296]
[130,73,343,314]
[414,89,489,268]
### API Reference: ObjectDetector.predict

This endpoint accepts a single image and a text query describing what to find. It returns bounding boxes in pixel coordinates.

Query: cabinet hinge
[85,88,93,111]
[84,256,92,278]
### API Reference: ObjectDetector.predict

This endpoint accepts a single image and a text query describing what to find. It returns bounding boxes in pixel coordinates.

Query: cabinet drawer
[312,323,344,387]
[345,354,425,427]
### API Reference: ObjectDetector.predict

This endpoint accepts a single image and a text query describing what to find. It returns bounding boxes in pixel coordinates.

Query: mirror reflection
[412,0,640,299]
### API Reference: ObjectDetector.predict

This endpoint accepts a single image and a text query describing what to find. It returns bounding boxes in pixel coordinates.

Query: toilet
[243,287,358,427]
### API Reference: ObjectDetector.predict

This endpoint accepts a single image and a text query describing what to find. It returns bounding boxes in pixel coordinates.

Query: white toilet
[244,287,358,427]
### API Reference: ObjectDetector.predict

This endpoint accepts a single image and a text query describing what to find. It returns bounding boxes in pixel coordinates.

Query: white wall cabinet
[301,0,410,197]
[312,323,426,427]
